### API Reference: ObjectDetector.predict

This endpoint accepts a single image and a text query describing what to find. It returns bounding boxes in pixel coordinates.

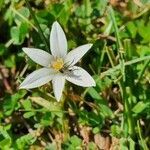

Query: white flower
[19,21,96,101]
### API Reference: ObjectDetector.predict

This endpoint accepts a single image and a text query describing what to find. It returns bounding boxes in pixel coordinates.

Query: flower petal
[23,48,53,67]
[65,66,95,87]
[19,68,55,89]
[50,21,67,58]
[52,73,65,101]
[65,44,93,66]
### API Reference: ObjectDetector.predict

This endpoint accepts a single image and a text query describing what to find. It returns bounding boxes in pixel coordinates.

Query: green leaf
[96,76,112,91]
[138,20,150,43]
[40,112,53,126]
[126,21,137,38]
[129,137,135,150]
[29,97,61,111]
[16,133,36,149]
[88,87,105,103]
[88,87,114,118]
[50,3,65,18]
[0,0,4,10]
[100,105,114,118]
[120,138,128,150]
[58,0,72,26]
[3,91,26,116]
[136,45,150,56]
[19,22,29,43]
[69,135,82,147]
[88,112,103,126]
[10,23,28,45]
[0,125,11,142]
[0,138,11,149]
[36,10,54,24]
[111,125,122,137]
[22,99,32,110]
[0,44,6,56]
[93,0,108,16]
[23,111,35,118]
[132,101,149,114]
[14,7,30,23]
[4,55,15,68]
[92,127,100,134]
[84,0,92,17]
[10,26,20,44]
[88,142,97,150]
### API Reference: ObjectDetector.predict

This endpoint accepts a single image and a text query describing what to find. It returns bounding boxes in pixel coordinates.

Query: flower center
[51,58,64,71]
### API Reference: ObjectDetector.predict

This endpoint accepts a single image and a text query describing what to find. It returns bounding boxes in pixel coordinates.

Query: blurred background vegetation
[0,0,150,149]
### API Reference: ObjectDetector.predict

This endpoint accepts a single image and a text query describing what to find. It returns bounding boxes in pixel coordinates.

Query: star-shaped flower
[19,21,95,101]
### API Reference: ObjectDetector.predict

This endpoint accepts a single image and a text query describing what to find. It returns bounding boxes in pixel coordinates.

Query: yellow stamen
[51,58,64,71]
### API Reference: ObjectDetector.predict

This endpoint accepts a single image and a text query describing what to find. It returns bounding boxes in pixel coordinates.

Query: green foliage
[11,22,29,45]
[16,133,37,149]
[63,135,82,150]
[0,0,150,149]
[3,91,26,116]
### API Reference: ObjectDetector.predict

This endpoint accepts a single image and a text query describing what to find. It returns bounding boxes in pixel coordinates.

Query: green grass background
[0,0,150,149]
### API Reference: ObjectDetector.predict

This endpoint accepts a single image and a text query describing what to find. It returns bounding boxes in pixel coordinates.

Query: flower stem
[25,0,50,52]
